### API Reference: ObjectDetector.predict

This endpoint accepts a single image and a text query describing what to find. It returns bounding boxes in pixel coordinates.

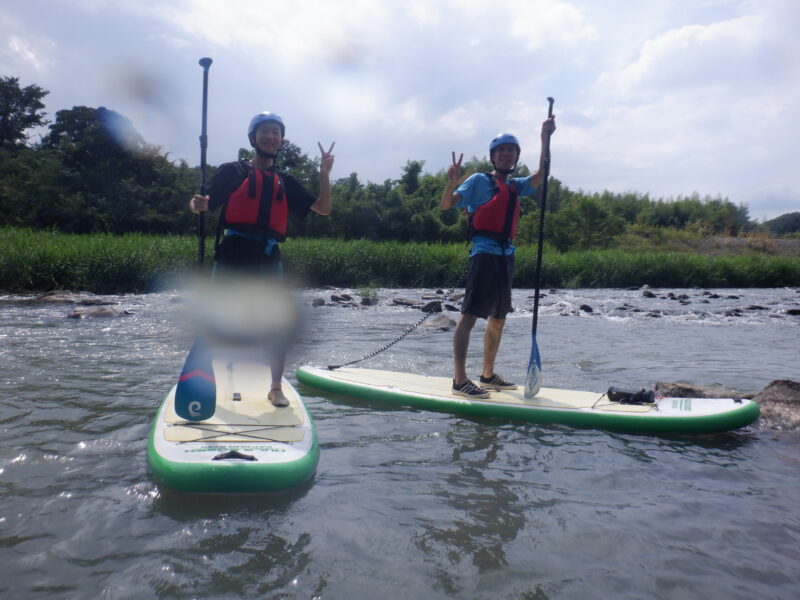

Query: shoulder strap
[484,172,498,193]
[214,161,253,254]
[234,160,258,197]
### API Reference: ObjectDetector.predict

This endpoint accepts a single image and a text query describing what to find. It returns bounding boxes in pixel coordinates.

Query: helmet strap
[491,160,516,176]
[250,134,280,160]
[490,149,518,176]
[254,147,278,160]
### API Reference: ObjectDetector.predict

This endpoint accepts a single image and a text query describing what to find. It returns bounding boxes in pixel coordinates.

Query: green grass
[1,227,798,293]
[0,228,195,293]
[283,239,466,288]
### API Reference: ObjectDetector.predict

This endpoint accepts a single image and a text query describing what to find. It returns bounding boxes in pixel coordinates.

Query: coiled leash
[327,263,470,370]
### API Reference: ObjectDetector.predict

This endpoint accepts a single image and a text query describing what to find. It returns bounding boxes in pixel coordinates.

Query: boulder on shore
[420,300,442,313]
[654,382,741,399]
[419,315,456,331]
[392,297,419,307]
[36,291,117,306]
[68,306,127,319]
[656,379,800,431]
[753,379,800,431]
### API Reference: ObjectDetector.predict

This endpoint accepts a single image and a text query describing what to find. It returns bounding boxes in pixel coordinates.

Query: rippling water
[1,288,799,599]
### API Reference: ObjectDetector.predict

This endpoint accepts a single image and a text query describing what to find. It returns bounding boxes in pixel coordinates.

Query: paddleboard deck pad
[149,360,318,493]
[296,366,759,435]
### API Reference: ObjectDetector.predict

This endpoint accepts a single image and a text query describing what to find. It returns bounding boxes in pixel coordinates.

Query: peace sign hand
[318,141,335,175]
[447,151,463,185]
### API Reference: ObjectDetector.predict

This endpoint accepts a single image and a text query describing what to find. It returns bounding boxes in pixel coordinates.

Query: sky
[2,0,798,221]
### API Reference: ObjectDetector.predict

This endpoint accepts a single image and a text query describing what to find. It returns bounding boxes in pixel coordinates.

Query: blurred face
[491,143,519,170]
[253,122,283,154]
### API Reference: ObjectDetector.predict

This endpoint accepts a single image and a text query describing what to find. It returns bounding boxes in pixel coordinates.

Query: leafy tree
[763,211,800,235]
[1,75,771,247]
[0,146,60,227]
[277,139,319,190]
[34,105,194,233]
[0,76,49,148]
[635,193,750,235]
[399,160,425,195]
[533,194,626,251]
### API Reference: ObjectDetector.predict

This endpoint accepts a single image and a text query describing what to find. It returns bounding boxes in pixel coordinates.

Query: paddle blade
[175,340,216,421]
[524,335,542,399]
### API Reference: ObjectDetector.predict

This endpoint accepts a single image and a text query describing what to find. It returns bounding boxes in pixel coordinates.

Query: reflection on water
[416,425,527,583]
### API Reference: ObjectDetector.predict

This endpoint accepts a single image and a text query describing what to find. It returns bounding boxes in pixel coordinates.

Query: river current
[1,286,799,599]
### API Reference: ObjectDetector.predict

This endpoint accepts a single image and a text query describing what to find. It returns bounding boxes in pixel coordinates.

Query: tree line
[3,75,791,251]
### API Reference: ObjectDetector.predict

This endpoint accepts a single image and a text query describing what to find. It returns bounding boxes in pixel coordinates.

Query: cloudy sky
[2,0,798,220]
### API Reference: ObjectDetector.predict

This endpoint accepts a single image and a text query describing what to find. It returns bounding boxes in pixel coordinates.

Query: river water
[1,287,799,599]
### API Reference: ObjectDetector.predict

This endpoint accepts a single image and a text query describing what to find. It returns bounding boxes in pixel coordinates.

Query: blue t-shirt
[455,173,535,256]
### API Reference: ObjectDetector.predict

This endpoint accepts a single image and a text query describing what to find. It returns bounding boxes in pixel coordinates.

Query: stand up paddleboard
[295,366,759,435]
[149,359,319,493]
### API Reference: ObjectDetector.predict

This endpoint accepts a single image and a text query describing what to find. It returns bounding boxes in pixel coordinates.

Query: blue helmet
[489,133,520,156]
[248,112,285,140]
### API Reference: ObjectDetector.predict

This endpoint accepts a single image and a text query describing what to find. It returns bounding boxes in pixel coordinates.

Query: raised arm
[439,151,463,211]
[311,141,335,216]
[531,116,556,189]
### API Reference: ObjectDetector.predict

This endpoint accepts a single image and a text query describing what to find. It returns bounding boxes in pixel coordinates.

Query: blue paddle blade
[524,335,542,399]
[174,340,216,421]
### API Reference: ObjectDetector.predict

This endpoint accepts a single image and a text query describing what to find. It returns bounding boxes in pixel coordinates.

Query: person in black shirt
[189,111,334,406]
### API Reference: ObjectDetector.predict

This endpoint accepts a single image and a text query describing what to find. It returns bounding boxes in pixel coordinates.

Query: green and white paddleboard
[295,366,759,435]
[149,360,319,493]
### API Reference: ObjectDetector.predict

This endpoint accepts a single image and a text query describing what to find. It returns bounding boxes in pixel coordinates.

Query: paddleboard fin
[212,450,257,461]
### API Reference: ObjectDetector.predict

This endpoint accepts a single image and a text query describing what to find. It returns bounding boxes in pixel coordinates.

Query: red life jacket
[468,173,519,243]
[223,164,287,239]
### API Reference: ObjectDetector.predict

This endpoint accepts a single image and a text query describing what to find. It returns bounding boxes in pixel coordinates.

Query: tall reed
[0,228,195,293]
[2,228,798,292]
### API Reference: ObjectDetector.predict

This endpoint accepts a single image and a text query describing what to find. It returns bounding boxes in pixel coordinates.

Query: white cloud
[1,0,797,220]
[0,7,56,75]
[138,0,390,73]
[556,2,800,219]
[7,37,51,72]
[595,15,763,99]
[507,0,597,50]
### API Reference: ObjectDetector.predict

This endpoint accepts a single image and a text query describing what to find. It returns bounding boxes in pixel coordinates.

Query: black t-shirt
[207,160,317,220]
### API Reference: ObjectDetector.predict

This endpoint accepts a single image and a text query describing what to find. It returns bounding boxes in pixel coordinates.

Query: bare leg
[270,345,285,390]
[267,344,289,407]
[453,313,478,384]
[481,316,506,378]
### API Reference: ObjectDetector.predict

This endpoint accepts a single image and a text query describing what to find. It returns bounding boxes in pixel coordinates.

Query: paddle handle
[197,57,212,266]
[531,97,554,335]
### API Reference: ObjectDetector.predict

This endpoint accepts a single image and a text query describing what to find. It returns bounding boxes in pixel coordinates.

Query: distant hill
[763,212,800,235]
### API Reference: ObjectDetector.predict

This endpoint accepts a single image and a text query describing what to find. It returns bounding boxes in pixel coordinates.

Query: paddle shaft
[197,57,212,266]
[531,97,554,335]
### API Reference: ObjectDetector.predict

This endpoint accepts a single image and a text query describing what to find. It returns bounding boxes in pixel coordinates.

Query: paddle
[175,57,216,422]
[524,97,555,399]
[196,56,212,266]
[174,339,216,421]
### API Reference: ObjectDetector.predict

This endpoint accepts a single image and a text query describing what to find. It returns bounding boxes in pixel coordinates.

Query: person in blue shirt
[439,116,556,398]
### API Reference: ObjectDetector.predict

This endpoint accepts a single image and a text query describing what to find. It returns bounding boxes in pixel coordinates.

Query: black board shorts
[461,252,515,319]
[215,234,283,277]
